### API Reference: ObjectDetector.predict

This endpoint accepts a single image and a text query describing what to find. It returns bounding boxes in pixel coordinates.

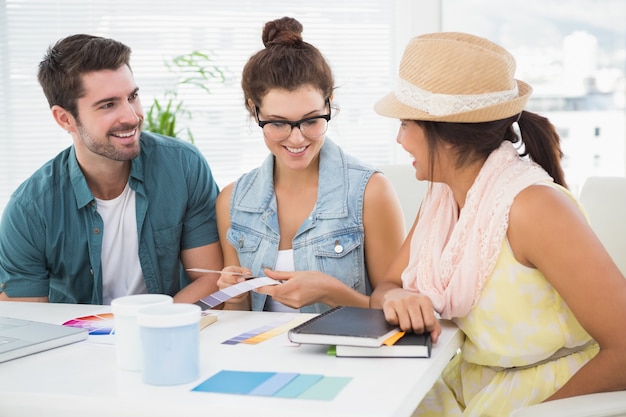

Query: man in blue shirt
[0,34,222,305]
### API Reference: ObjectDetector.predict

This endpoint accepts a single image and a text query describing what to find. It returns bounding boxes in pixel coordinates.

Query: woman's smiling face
[255,85,329,171]
[396,120,431,181]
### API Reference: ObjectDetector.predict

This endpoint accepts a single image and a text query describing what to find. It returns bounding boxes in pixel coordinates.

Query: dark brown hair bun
[262,16,303,47]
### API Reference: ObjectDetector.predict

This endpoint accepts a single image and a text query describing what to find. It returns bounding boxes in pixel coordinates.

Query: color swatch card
[63,313,115,344]
[63,313,114,335]
[192,370,351,401]
[196,277,280,309]
[222,313,311,345]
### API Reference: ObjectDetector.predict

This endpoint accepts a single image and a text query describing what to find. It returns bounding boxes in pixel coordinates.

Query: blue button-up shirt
[0,132,219,304]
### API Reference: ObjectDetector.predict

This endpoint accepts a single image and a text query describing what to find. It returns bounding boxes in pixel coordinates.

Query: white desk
[0,301,463,417]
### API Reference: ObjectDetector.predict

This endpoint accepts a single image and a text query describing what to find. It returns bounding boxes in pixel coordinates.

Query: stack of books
[287,306,432,358]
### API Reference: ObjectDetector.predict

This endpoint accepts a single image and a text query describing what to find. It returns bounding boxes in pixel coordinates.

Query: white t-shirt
[264,249,298,312]
[95,183,146,305]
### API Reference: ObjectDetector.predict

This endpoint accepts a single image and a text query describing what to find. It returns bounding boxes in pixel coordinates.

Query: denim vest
[227,139,376,314]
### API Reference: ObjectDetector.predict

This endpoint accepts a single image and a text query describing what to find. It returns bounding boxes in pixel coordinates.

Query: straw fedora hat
[375,32,532,123]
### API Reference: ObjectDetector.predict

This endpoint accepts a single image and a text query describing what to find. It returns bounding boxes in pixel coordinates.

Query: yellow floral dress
[414,239,599,417]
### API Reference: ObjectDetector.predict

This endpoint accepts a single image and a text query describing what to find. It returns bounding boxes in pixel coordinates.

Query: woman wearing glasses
[214,16,405,313]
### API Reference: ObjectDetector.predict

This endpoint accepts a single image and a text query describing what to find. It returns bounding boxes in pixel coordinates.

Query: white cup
[111,294,173,371]
[137,303,201,385]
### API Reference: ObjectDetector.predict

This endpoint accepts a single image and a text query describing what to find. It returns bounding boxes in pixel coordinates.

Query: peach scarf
[401,141,552,319]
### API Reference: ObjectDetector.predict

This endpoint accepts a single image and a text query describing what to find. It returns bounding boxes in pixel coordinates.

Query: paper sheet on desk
[196,277,280,309]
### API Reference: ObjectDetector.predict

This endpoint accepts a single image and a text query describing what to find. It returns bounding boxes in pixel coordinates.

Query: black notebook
[335,331,432,358]
[287,306,401,347]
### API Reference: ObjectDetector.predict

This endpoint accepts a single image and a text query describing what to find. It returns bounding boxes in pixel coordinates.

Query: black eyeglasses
[254,100,332,141]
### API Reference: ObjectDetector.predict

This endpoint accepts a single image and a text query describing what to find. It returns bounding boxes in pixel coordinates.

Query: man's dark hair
[37,34,132,118]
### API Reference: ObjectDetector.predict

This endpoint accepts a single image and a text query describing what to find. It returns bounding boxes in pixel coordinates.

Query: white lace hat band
[394,78,519,117]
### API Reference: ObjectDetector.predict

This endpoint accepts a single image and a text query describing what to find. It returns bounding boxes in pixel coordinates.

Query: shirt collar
[68,146,95,209]
[235,138,348,218]
[68,136,145,209]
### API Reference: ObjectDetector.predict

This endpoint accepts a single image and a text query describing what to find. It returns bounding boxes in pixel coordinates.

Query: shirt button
[334,240,344,254]
[93,228,101,234]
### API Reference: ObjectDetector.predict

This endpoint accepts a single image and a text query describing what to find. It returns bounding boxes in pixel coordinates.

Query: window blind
[0,0,427,214]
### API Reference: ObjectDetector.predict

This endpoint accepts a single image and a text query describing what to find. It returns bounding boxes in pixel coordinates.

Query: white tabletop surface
[0,301,463,417]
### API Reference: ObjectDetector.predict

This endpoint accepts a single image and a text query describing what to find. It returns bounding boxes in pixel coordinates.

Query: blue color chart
[192,370,351,400]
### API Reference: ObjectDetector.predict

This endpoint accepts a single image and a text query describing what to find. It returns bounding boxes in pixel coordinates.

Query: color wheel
[63,313,115,335]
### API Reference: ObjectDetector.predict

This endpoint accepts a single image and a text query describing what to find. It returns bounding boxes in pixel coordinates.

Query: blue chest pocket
[227,227,274,273]
[227,227,263,253]
[313,232,364,290]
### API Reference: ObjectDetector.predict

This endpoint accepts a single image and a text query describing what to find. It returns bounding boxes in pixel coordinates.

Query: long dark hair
[418,110,567,188]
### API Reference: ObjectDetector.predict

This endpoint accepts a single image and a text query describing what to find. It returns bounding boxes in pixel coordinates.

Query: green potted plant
[144,51,226,143]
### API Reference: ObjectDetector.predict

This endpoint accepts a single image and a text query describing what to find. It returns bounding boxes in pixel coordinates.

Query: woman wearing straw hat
[371,32,626,416]
[214,17,405,313]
